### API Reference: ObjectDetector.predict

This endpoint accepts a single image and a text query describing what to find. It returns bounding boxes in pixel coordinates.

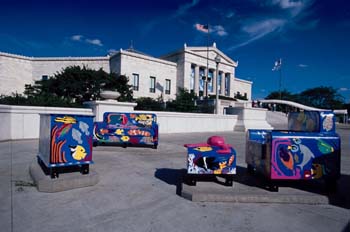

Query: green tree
[23,66,133,106]
[298,86,344,109]
[265,89,297,101]
[166,88,198,112]
[135,97,164,111]
[265,86,345,110]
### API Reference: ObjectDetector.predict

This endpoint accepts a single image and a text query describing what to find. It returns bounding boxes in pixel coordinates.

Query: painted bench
[93,112,158,148]
[246,111,341,191]
[184,136,237,186]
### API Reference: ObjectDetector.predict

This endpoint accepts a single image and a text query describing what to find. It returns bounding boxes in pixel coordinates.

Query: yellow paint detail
[71,145,87,160]
[55,116,77,124]
[194,147,213,152]
[121,136,130,142]
[115,129,124,135]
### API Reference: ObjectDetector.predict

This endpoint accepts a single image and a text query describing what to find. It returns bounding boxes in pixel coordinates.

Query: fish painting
[55,116,77,124]
[298,144,315,170]
[69,145,87,160]
[56,124,73,139]
[278,146,294,170]
[317,140,334,154]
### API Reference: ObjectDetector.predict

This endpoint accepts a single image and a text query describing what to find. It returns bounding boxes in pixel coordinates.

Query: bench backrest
[103,112,157,129]
[288,111,335,133]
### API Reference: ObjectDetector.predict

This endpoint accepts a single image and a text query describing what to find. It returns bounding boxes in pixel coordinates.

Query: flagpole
[206,23,210,98]
[279,59,282,100]
[279,66,282,100]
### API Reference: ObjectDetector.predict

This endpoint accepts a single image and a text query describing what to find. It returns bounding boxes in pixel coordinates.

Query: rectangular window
[165,79,171,95]
[150,76,156,93]
[42,75,48,81]
[132,73,139,91]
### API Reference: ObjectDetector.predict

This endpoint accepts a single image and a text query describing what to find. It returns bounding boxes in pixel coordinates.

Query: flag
[272,58,282,71]
[195,23,209,33]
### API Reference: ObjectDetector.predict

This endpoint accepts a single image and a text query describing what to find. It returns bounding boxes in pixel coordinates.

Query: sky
[1,0,350,102]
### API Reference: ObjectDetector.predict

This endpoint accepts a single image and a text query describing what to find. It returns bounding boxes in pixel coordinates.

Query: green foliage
[234,92,248,100]
[135,97,164,111]
[265,89,297,101]
[1,65,133,107]
[265,86,345,110]
[166,88,198,112]
[298,86,344,109]
[0,93,80,107]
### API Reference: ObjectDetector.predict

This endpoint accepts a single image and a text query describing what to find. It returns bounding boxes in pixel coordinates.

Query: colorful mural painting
[38,114,94,178]
[93,112,158,148]
[184,136,236,186]
[246,111,341,190]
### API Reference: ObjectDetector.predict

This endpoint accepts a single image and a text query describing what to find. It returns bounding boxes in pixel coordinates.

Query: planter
[100,90,120,100]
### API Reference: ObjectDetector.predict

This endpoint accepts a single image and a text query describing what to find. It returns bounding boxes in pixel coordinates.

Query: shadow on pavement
[155,166,350,209]
[233,165,350,209]
[154,168,186,196]
[342,222,350,232]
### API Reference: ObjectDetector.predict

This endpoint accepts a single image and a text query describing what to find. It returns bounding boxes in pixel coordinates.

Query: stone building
[0,43,252,101]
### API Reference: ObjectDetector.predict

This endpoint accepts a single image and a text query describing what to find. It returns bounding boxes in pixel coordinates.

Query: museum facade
[0,43,252,101]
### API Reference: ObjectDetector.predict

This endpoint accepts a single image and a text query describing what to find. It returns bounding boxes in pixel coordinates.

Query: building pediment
[184,46,238,67]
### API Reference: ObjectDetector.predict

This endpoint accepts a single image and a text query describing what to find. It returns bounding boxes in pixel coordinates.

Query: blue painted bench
[93,112,158,148]
[246,111,341,191]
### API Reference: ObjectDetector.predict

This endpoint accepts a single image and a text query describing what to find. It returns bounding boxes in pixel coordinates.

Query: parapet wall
[0,104,238,141]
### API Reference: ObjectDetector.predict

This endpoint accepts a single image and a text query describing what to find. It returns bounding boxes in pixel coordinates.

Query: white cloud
[70,35,103,47]
[298,64,308,68]
[226,11,235,18]
[108,49,118,54]
[71,35,83,41]
[267,0,314,17]
[174,0,200,18]
[85,39,103,46]
[212,25,228,36]
[229,18,285,50]
[242,19,286,37]
[339,87,349,91]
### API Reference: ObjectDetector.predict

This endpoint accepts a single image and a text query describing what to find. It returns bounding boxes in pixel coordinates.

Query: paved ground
[0,127,349,232]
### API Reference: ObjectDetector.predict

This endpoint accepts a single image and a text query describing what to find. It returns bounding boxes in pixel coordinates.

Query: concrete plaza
[0,127,349,232]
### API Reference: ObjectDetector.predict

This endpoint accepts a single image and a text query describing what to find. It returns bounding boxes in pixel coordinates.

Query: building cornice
[235,77,253,84]
[0,51,110,61]
[160,46,238,68]
[112,49,177,67]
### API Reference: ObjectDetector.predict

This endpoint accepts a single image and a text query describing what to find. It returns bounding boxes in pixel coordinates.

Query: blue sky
[1,0,350,101]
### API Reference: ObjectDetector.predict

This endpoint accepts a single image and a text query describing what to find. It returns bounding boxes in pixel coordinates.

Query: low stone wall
[0,104,238,141]
[225,107,273,131]
[135,110,237,134]
[0,105,93,141]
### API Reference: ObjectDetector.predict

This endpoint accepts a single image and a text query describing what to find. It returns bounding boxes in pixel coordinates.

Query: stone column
[203,68,208,97]
[212,68,217,96]
[230,72,234,98]
[225,73,231,96]
[194,65,199,95]
[219,71,224,95]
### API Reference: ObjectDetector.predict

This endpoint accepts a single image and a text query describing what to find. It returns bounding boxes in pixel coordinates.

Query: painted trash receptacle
[184,136,236,186]
[246,111,341,191]
[37,114,94,178]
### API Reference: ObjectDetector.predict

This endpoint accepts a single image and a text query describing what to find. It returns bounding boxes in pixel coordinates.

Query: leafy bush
[135,97,164,111]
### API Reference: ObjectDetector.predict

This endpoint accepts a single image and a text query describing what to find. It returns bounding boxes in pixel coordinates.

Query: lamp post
[215,55,221,114]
